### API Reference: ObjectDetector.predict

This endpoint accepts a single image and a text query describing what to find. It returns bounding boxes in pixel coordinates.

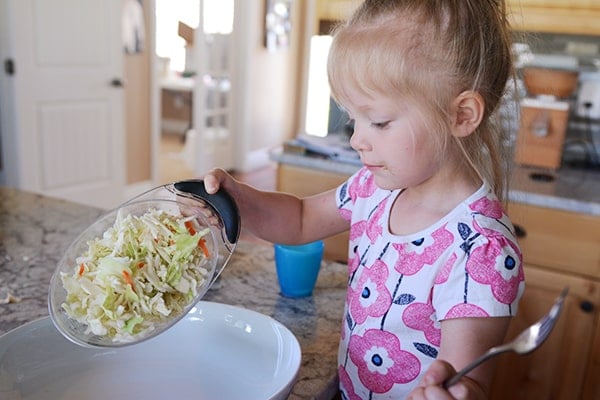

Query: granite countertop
[509,165,600,216]
[0,187,347,400]
[271,148,600,217]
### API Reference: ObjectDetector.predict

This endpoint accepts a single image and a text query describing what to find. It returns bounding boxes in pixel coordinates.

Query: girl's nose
[349,125,369,152]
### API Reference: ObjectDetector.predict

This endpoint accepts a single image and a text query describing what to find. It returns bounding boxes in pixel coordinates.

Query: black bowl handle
[173,180,240,244]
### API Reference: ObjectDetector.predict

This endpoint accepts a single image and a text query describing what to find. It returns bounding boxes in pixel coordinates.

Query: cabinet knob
[580,301,594,313]
[514,224,527,239]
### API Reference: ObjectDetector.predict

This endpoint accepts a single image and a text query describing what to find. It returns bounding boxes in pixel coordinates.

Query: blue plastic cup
[274,241,324,298]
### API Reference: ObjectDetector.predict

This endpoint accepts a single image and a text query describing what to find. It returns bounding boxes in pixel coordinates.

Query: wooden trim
[508,202,600,279]
[509,6,600,36]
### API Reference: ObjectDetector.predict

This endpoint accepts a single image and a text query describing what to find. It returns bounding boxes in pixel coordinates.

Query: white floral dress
[335,168,525,399]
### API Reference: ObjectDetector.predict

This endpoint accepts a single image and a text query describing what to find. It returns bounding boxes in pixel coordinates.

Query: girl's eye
[371,121,390,129]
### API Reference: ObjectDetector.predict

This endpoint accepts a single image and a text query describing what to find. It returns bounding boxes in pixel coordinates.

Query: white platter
[0,302,301,400]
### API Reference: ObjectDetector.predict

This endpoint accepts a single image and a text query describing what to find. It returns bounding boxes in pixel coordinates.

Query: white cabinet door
[1,0,125,209]
[191,0,236,175]
[193,33,235,174]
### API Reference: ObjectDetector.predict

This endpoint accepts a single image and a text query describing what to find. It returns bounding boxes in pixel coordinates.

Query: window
[304,21,352,138]
[305,35,332,137]
[155,0,233,73]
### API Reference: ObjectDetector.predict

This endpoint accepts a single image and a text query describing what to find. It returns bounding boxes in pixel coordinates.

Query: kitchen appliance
[576,72,600,120]
[515,63,579,169]
[49,180,240,348]
[522,66,579,99]
[514,97,570,169]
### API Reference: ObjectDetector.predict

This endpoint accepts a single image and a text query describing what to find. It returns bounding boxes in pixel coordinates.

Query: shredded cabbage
[60,208,212,343]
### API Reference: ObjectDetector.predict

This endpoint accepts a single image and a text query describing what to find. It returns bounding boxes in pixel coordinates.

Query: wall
[315,0,358,26]
[253,2,304,149]
[233,0,307,171]
[124,0,152,184]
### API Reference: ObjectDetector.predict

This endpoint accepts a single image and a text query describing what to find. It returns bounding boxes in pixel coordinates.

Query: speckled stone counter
[271,148,600,216]
[509,165,600,216]
[0,188,104,331]
[0,187,347,400]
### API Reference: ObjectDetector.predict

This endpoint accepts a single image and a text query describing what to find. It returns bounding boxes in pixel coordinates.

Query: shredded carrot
[198,238,210,258]
[137,262,145,269]
[78,263,85,276]
[184,220,196,235]
[122,270,135,291]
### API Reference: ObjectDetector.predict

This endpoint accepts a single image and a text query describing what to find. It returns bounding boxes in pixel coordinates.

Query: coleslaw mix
[60,207,213,343]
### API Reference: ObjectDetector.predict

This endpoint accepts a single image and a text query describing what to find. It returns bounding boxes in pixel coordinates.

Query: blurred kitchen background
[0,0,599,209]
[1,3,599,400]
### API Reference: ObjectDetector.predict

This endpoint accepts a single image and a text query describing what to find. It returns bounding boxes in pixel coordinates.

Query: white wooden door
[3,0,125,209]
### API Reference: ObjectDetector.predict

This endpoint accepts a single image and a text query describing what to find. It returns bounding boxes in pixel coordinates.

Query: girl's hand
[203,168,235,194]
[406,360,486,400]
[193,168,239,227]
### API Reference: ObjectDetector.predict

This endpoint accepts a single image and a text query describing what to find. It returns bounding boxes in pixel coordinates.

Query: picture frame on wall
[264,0,292,52]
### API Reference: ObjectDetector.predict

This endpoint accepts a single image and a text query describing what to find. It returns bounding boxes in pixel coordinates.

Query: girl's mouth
[364,163,385,172]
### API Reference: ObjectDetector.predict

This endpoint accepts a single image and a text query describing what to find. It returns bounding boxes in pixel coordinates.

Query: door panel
[7,0,124,209]
[34,1,109,66]
[39,101,112,188]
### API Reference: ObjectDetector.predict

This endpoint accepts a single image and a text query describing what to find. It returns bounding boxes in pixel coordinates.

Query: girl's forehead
[337,85,414,115]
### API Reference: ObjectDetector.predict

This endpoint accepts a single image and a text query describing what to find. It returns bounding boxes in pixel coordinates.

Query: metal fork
[443,287,569,389]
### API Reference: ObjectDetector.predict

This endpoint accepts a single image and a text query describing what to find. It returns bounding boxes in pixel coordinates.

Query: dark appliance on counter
[563,71,600,170]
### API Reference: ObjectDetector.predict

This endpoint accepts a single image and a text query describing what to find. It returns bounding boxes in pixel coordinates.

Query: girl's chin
[371,175,400,191]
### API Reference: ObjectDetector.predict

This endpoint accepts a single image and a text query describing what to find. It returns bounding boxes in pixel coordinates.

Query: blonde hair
[327,0,514,201]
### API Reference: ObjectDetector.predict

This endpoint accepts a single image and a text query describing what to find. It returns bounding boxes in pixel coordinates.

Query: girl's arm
[203,168,349,244]
[408,316,510,400]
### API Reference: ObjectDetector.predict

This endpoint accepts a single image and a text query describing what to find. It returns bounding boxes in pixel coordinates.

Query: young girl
[204,0,524,398]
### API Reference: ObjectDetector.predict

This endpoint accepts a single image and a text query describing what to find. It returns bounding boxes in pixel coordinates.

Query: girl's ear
[451,91,485,138]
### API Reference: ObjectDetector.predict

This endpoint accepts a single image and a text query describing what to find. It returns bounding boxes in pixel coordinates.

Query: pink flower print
[350,220,367,241]
[403,302,441,346]
[434,253,457,284]
[393,226,453,276]
[350,196,388,244]
[349,258,392,324]
[445,303,489,319]
[348,168,377,200]
[339,207,352,221]
[470,196,504,219]
[338,366,362,400]
[348,245,361,275]
[365,197,388,243]
[467,220,524,305]
[349,329,420,393]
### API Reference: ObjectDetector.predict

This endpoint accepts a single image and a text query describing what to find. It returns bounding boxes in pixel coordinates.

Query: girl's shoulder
[403,182,514,242]
[462,183,515,234]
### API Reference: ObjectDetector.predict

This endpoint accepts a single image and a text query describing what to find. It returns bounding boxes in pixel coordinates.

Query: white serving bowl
[0,302,301,400]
